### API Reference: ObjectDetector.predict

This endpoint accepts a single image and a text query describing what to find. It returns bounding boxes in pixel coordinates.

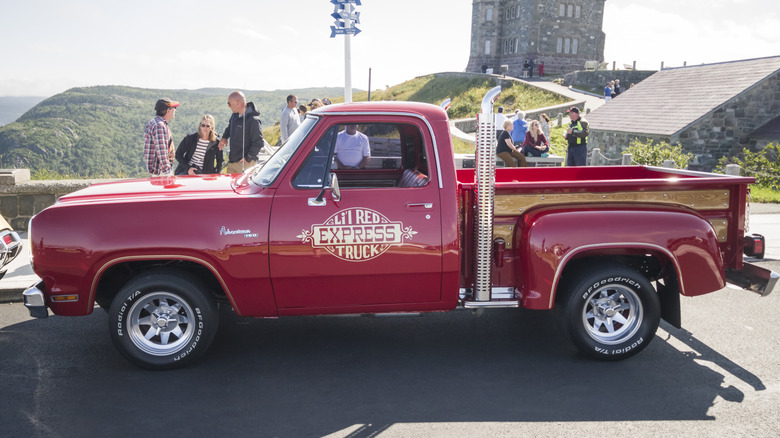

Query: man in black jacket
[219,91,264,174]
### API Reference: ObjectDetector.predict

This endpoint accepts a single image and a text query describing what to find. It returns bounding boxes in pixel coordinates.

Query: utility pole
[330,0,362,103]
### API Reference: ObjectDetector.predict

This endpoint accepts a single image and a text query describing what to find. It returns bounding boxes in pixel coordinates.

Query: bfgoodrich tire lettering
[560,265,660,361]
[108,270,218,369]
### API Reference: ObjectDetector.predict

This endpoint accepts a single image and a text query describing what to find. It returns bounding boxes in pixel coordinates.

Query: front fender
[517,205,724,310]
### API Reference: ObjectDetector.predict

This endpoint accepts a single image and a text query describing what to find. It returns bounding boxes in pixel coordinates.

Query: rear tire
[560,264,660,360]
[108,269,218,369]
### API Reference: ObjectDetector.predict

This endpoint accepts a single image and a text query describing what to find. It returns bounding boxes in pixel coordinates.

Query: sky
[0,0,778,97]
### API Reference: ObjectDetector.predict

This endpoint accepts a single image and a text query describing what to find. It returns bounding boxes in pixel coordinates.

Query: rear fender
[516,205,725,310]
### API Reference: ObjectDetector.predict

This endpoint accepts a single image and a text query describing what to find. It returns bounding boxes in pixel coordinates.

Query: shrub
[715,144,780,190]
[623,139,693,168]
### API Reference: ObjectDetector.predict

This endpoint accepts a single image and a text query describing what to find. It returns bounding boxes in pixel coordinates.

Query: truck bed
[457,165,756,274]
[456,165,755,191]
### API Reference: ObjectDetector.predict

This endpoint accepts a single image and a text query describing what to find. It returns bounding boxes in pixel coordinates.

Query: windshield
[251,116,318,187]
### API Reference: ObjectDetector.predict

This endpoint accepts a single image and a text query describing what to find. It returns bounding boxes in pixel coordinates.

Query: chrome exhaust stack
[473,86,501,303]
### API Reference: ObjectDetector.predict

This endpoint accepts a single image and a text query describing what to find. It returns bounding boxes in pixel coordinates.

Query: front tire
[108,270,218,369]
[560,264,660,360]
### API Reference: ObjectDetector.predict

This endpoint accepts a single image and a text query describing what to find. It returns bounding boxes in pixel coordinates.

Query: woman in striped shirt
[175,114,224,175]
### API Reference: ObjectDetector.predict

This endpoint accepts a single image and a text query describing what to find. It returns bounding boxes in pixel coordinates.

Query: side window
[292,122,429,189]
[291,126,336,188]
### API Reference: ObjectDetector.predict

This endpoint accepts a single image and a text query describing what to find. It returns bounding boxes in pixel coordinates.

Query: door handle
[406,203,433,209]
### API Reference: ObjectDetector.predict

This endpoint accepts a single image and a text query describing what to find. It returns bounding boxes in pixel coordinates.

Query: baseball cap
[566,106,580,114]
[155,98,180,113]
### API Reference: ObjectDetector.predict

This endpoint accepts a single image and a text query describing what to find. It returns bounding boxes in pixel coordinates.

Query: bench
[454,153,564,169]
[584,60,599,71]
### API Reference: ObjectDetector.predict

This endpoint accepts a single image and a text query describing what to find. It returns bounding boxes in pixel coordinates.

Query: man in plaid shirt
[144,98,180,175]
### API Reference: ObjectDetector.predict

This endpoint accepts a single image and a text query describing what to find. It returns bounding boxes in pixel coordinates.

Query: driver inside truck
[334,124,371,169]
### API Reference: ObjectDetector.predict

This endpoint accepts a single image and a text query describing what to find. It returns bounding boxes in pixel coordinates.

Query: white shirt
[280,106,301,143]
[334,130,370,167]
[494,113,507,131]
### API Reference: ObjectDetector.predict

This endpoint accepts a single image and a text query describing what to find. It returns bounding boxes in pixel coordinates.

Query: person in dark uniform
[563,107,589,166]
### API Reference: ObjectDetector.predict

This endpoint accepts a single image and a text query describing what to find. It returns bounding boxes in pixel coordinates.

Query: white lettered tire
[560,265,660,360]
[108,270,218,369]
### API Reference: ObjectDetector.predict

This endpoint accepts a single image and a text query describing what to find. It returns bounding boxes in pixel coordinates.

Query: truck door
[269,119,443,311]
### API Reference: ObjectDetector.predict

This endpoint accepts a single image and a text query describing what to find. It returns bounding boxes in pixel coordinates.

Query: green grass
[344,74,568,120]
[31,168,128,180]
[451,136,474,155]
[750,186,780,203]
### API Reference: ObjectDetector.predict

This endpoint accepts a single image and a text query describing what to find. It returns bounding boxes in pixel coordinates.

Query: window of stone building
[486,8,493,21]
[572,38,579,54]
[485,40,491,55]
[511,6,515,18]
[575,5,581,18]
[557,37,563,53]
[515,38,519,53]
[564,37,571,54]
[567,4,573,17]
[559,4,566,16]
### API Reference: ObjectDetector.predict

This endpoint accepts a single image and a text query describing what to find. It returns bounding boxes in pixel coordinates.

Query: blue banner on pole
[331,11,360,23]
[330,26,361,38]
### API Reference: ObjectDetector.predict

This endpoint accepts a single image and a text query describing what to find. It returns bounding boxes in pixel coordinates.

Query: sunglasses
[200,124,212,128]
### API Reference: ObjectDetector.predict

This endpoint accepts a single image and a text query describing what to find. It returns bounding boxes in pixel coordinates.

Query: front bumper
[725,263,779,297]
[23,281,49,318]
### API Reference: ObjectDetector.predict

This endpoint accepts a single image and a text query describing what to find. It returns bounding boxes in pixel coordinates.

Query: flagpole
[344,2,352,103]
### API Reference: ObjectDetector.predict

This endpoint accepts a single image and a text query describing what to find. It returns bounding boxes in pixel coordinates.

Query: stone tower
[466,0,606,77]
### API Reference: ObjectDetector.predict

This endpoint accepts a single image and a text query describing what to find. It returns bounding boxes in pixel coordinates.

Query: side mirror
[309,172,341,206]
[330,172,340,202]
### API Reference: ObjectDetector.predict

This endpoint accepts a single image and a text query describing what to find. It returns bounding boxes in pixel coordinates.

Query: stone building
[586,56,780,171]
[465,0,606,77]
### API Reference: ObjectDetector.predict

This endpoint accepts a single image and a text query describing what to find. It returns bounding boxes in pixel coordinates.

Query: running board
[463,300,519,309]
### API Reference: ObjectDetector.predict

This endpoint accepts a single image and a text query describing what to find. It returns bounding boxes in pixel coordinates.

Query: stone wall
[681,72,780,164]
[0,178,114,231]
[587,131,673,166]
[564,70,657,89]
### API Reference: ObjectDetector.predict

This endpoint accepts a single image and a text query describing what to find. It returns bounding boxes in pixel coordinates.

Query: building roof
[750,115,780,140]
[586,56,780,136]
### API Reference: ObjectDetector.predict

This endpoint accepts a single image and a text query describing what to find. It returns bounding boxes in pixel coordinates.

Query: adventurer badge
[297,207,417,262]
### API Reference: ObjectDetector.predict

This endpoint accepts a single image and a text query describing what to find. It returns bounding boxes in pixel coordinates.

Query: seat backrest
[399,169,428,188]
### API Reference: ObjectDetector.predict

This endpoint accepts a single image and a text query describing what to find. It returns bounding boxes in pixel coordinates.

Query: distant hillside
[0,86,342,177]
[0,96,47,127]
[0,76,568,178]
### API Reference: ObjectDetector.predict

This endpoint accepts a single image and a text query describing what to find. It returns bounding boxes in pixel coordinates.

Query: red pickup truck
[24,92,777,369]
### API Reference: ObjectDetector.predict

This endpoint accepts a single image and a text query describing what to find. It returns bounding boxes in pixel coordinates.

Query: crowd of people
[142,90,593,177]
[494,105,588,167]
[494,107,556,167]
[603,79,636,102]
[142,93,333,176]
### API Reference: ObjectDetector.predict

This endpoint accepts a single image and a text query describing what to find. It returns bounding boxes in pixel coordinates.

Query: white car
[0,214,22,279]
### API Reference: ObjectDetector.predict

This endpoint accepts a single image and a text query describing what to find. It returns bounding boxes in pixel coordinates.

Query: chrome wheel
[127,292,195,356]
[110,270,218,369]
[560,265,660,360]
[582,285,643,345]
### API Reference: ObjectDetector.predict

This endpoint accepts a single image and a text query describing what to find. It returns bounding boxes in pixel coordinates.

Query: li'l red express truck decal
[298,207,417,262]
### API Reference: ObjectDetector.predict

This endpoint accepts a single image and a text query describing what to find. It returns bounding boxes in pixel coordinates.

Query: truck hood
[57,174,241,204]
